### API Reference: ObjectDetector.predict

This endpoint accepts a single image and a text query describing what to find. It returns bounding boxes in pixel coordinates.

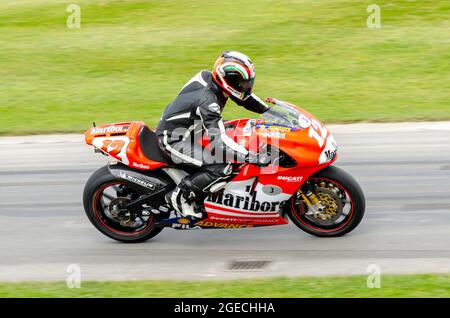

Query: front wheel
[287,165,365,237]
[83,166,164,243]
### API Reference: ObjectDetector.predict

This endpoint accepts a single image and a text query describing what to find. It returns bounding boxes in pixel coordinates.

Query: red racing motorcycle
[83,101,365,242]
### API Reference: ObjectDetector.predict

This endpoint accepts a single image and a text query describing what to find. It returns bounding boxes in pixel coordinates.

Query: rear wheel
[83,166,164,243]
[287,165,365,237]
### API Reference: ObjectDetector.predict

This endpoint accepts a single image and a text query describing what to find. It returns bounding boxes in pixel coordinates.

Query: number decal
[100,139,126,156]
[308,119,328,147]
[92,136,130,164]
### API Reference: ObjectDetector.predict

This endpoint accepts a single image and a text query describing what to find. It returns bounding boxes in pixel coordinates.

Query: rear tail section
[84,121,167,170]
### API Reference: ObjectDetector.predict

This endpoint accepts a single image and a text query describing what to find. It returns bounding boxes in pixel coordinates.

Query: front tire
[287,165,365,237]
[83,165,164,243]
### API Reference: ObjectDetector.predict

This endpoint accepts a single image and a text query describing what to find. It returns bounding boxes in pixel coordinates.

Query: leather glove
[246,151,271,167]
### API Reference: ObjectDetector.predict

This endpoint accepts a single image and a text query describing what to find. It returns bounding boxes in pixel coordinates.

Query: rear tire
[83,166,164,243]
[287,165,365,237]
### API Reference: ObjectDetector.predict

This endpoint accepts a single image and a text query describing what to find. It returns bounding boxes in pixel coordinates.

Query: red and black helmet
[212,51,255,101]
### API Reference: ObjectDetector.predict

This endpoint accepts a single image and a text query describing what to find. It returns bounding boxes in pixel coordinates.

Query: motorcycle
[83,100,365,242]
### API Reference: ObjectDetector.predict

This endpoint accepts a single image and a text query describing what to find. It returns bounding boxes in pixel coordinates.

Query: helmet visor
[241,78,254,100]
[226,74,254,100]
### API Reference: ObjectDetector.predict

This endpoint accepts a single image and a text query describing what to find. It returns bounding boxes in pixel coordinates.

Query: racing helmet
[212,51,255,101]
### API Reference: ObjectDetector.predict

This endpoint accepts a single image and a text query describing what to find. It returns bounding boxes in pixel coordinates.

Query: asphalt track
[0,122,449,281]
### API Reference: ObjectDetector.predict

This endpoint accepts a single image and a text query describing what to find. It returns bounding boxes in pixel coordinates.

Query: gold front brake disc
[314,187,343,222]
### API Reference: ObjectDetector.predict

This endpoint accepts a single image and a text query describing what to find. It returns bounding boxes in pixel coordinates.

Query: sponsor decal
[208,215,282,223]
[90,125,129,135]
[118,171,155,190]
[277,176,303,182]
[217,66,226,77]
[171,223,197,229]
[177,218,191,225]
[206,192,286,212]
[256,124,294,133]
[195,221,253,228]
[209,215,240,222]
[132,162,150,169]
[259,131,285,139]
[324,149,337,161]
[319,134,338,164]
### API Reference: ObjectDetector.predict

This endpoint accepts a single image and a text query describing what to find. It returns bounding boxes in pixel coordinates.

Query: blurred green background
[1,274,449,297]
[0,0,449,135]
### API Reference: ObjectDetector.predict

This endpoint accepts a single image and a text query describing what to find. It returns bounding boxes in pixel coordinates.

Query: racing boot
[165,167,230,219]
[165,184,203,219]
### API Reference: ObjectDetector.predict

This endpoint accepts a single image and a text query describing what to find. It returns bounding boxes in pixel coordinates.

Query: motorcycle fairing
[202,178,290,226]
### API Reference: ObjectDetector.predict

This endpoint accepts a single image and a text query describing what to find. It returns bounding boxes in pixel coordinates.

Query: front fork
[297,181,325,216]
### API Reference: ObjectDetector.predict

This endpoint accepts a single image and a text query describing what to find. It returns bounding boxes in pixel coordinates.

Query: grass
[0,0,449,135]
[0,274,449,298]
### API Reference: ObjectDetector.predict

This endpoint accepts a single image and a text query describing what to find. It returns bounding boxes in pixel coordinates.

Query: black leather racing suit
[156,70,269,205]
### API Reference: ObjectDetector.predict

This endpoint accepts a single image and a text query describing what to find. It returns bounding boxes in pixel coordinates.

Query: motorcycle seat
[138,125,169,163]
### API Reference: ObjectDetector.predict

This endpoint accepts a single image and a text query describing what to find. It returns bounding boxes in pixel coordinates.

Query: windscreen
[262,101,307,128]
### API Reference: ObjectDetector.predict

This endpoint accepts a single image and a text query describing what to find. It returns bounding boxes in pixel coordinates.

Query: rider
[156,51,274,218]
